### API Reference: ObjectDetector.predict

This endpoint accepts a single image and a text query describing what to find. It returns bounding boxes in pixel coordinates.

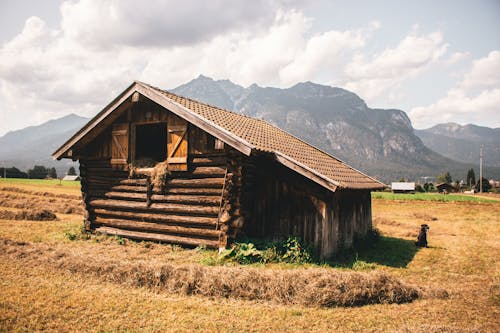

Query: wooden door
[111,123,129,165]
[167,114,188,171]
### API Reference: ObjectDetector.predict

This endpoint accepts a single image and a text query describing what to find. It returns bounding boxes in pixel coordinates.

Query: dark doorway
[135,123,167,162]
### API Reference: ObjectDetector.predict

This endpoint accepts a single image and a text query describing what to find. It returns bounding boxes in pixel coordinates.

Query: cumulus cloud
[278,21,380,85]
[4,0,494,136]
[445,51,469,66]
[460,50,500,89]
[0,1,382,135]
[410,51,500,128]
[343,26,448,100]
[59,0,307,49]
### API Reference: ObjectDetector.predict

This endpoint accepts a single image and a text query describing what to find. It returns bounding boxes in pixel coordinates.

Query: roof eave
[52,81,139,160]
[274,151,339,192]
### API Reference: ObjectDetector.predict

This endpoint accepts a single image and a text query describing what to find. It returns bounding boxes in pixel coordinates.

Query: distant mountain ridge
[0,114,88,176]
[173,75,500,181]
[1,77,499,182]
[415,123,500,167]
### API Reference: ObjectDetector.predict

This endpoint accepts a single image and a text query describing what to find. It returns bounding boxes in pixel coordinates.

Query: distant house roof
[391,182,415,191]
[62,175,80,181]
[53,81,385,192]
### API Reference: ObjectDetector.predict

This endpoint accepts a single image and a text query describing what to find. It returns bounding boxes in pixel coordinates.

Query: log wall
[80,153,227,248]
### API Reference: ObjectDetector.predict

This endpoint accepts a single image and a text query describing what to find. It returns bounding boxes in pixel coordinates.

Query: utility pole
[480,145,483,193]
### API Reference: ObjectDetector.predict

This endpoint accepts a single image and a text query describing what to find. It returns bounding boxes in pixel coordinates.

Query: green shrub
[219,237,314,265]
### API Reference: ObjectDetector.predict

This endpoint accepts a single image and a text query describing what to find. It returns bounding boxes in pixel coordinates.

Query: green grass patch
[0,178,80,187]
[332,236,419,269]
[372,191,496,203]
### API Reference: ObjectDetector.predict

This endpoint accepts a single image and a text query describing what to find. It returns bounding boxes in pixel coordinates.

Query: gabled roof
[53,81,385,192]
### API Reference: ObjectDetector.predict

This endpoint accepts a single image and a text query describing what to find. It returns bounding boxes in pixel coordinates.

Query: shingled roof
[53,81,385,191]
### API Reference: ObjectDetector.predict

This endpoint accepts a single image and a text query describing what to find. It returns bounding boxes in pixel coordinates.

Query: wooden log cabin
[53,81,385,260]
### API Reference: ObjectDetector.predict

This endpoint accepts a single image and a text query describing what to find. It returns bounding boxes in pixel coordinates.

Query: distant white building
[62,175,80,181]
[391,182,415,193]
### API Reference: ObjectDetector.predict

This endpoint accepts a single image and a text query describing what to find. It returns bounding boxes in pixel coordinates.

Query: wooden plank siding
[243,155,372,260]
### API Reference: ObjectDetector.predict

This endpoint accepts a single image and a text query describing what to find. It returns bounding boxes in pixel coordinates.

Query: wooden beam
[94,226,219,247]
[94,217,221,238]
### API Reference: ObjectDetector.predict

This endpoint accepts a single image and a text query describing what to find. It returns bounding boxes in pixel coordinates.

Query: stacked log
[82,154,227,248]
[217,149,246,248]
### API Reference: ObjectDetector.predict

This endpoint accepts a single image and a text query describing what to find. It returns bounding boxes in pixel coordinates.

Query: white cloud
[445,51,469,66]
[278,21,380,85]
[0,2,382,135]
[410,51,500,128]
[60,0,281,49]
[343,27,448,100]
[460,50,500,89]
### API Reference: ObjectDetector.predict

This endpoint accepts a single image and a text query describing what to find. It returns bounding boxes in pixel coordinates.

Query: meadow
[0,179,499,332]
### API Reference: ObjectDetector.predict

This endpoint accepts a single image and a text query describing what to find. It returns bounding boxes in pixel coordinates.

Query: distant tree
[398,177,406,182]
[466,168,476,188]
[475,177,492,192]
[67,166,76,175]
[1,167,28,178]
[415,184,425,192]
[437,172,452,184]
[423,182,435,192]
[48,167,57,179]
[28,165,48,179]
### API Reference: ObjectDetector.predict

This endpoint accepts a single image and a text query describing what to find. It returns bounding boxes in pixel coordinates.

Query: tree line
[415,168,492,192]
[0,166,77,179]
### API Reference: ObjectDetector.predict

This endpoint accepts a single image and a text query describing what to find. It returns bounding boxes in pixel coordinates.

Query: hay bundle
[0,209,57,221]
[150,161,171,191]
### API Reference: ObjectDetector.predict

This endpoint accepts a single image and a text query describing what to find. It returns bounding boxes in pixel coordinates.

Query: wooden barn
[53,81,384,259]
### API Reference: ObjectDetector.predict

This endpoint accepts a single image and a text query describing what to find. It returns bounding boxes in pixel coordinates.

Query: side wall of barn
[242,155,372,260]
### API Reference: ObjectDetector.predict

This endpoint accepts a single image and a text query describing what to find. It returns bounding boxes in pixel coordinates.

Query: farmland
[0,179,499,332]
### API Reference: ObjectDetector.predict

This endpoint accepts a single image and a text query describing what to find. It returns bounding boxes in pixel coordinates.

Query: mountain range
[172,75,500,182]
[1,76,498,182]
[0,114,88,177]
[415,123,500,167]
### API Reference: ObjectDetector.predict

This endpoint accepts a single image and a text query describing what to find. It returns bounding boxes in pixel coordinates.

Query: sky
[0,0,499,136]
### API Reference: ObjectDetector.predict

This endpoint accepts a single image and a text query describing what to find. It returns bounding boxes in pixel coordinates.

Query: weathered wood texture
[80,152,226,247]
[242,155,372,260]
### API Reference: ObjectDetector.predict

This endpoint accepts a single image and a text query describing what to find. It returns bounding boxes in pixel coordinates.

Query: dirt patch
[413,212,438,221]
[374,217,402,226]
[0,238,423,307]
[0,209,58,221]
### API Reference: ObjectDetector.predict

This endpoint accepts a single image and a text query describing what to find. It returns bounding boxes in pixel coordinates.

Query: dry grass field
[0,179,499,332]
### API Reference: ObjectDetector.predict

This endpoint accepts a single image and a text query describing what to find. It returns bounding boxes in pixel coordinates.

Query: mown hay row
[0,238,421,307]
[0,186,81,200]
[0,209,58,221]
[0,192,83,215]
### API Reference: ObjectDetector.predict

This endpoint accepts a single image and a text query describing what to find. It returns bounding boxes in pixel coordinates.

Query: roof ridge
[140,81,260,122]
